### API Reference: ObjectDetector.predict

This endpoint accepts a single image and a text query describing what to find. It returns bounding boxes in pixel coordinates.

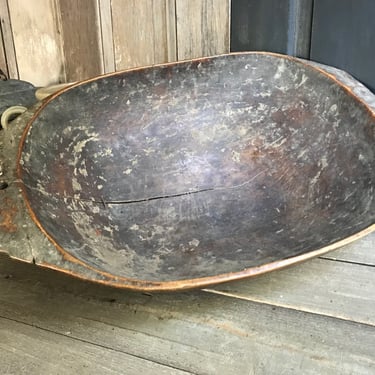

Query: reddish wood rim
[16,52,375,291]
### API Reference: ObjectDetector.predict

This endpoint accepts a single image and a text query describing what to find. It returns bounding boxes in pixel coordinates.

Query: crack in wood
[18,170,266,207]
[95,187,215,206]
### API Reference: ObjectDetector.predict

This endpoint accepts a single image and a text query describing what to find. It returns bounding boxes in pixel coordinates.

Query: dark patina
[0,53,374,290]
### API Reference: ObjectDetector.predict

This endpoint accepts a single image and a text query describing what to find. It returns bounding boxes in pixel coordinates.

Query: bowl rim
[16,51,375,291]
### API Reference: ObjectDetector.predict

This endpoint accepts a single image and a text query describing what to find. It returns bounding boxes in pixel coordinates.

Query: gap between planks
[0,274,374,375]
[0,316,193,375]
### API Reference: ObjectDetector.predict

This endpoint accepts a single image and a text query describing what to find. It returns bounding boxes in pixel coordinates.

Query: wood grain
[0,0,18,79]
[175,0,230,60]
[0,22,7,76]
[320,232,375,266]
[1,0,231,83]
[111,0,176,70]
[207,255,375,326]
[0,318,191,375]
[97,0,115,73]
[153,0,177,63]
[57,0,103,81]
[6,0,63,86]
[0,253,374,374]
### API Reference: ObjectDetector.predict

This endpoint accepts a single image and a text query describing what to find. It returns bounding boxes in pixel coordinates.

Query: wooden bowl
[2,52,374,290]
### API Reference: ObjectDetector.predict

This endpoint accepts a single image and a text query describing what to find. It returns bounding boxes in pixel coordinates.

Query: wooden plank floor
[0,233,374,374]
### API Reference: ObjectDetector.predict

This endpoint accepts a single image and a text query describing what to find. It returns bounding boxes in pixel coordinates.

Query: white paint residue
[72,178,81,192]
[320,156,328,169]
[231,150,241,163]
[189,239,200,247]
[274,60,286,79]
[296,74,308,88]
[329,104,338,114]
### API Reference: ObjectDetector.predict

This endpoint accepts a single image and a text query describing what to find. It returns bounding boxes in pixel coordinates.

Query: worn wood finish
[112,0,176,70]
[0,15,8,77]
[97,0,115,74]
[8,54,372,289]
[0,318,191,375]
[153,0,177,63]
[0,3,9,77]
[0,0,18,79]
[0,247,374,374]
[0,0,230,84]
[208,243,375,326]
[57,0,103,81]
[6,0,63,86]
[320,232,375,266]
[176,0,230,60]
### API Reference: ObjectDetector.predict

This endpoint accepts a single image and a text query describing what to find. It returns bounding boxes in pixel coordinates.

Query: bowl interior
[19,54,375,282]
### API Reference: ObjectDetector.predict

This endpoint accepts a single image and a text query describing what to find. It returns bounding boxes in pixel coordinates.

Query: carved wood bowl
[2,52,374,290]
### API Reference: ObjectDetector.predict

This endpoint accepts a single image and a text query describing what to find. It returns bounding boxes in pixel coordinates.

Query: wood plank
[320,232,375,266]
[112,0,155,69]
[0,255,374,375]
[0,12,8,77]
[0,0,18,79]
[111,0,176,70]
[97,0,115,73]
[175,0,230,60]
[207,257,375,326]
[153,0,177,63]
[57,0,103,81]
[0,318,190,375]
[6,0,64,86]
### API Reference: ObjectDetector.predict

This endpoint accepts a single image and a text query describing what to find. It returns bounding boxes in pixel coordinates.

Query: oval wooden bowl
[1,52,374,290]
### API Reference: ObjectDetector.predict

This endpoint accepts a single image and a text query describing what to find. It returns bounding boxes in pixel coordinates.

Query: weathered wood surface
[6,0,63,86]
[0,242,374,374]
[0,0,230,84]
[112,0,176,70]
[13,54,375,289]
[176,0,230,60]
[0,7,8,77]
[0,318,191,375]
[97,0,115,74]
[0,0,18,79]
[320,232,375,266]
[57,0,103,82]
[208,234,375,326]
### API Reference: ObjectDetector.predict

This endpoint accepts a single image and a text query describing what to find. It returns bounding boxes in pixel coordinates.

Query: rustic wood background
[0,0,230,86]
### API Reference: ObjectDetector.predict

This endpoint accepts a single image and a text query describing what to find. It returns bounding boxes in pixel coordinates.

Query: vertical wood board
[57,0,103,81]
[0,21,7,76]
[0,0,18,78]
[176,0,230,60]
[152,0,177,63]
[111,0,176,70]
[97,0,115,74]
[7,0,63,86]
[112,0,155,69]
